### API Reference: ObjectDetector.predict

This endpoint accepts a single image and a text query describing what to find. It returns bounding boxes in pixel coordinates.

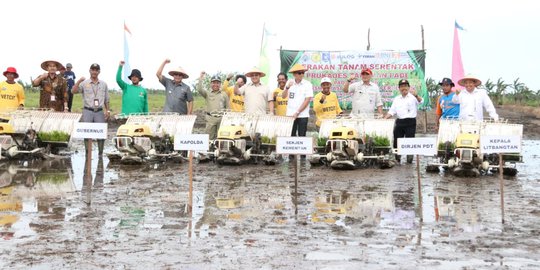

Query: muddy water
[1,141,540,269]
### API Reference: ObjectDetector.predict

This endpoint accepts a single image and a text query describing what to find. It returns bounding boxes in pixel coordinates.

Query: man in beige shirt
[196,72,229,140]
[234,67,274,114]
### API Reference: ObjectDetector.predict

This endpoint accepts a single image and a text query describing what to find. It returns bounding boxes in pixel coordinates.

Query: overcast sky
[2,0,538,91]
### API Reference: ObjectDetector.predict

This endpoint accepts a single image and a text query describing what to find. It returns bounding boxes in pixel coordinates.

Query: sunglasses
[294,71,305,75]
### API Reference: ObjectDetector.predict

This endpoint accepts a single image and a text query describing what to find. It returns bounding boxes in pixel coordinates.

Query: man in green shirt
[196,72,229,140]
[116,61,148,115]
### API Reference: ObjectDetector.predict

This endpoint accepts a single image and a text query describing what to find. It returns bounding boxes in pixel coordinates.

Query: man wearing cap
[452,75,498,121]
[343,68,383,118]
[234,67,274,114]
[313,78,342,127]
[0,67,25,118]
[385,79,423,164]
[282,63,314,137]
[72,63,110,156]
[156,59,193,115]
[272,72,289,116]
[197,72,229,140]
[222,73,246,112]
[63,63,76,112]
[435,78,460,130]
[117,61,148,115]
[32,60,68,111]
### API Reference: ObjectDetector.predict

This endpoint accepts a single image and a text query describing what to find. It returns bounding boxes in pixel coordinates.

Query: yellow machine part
[455,133,480,148]
[329,126,360,140]
[217,125,249,140]
[116,124,153,137]
[0,123,15,134]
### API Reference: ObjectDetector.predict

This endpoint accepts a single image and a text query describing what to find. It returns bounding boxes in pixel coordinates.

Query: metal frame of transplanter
[427,119,523,176]
[204,111,294,165]
[0,109,81,158]
[109,112,197,163]
[309,116,396,169]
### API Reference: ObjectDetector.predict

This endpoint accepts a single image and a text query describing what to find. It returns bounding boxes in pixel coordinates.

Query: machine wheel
[503,167,518,176]
[426,165,439,173]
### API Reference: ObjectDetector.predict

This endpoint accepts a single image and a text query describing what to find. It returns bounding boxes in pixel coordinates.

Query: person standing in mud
[385,79,423,164]
[197,72,229,140]
[313,77,342,127]
[452,75,499,121]
[72,63,110,156]
[343,68,383,118]
[116,61,148,115]
[32,60,68,111]
[234,67,274,114]
[272,72,288,116]
[63,63,76,112]
[435,78,460,131]
[156,59,193,115]
[222,73,246,112]
[282,63,313,137]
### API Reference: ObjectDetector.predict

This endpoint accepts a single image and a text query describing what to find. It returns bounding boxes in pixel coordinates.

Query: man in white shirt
[452,75,498,121]
[282,63,314,137]
[385,79,423,164]
[234,67,274,114]
[343,68,383,118]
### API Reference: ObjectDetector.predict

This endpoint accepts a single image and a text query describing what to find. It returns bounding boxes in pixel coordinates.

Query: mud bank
[1,139,540,269]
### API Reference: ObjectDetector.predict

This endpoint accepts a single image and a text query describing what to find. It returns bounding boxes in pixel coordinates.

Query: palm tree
[494,78,509,105]
[425,77,439,106]
[484,79,495,97]
[510,78,525,103]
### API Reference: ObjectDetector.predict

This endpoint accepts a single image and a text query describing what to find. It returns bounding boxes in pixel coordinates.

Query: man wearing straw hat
[197,72,229,140]
[72,63,110,156]
[282,63,314,137]
[234,67,274,114]
[156,59,193,115]
[32,60,68,111]
[451,74,498,121]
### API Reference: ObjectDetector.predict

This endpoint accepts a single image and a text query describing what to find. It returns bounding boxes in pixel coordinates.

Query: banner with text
[280,49,428,110]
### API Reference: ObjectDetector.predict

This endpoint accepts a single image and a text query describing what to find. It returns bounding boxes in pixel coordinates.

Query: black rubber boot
[406,155,413,164]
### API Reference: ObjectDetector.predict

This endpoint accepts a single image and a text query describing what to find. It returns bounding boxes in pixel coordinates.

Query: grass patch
[23,89,206,113]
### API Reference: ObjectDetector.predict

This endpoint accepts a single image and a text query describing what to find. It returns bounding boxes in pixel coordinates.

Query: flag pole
[259,22,266,56]
[421,25,428,133]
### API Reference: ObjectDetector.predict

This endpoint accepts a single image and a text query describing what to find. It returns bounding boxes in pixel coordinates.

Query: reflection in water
[432,179,496,233]
[309,190,414,228]
[0,158,75,240]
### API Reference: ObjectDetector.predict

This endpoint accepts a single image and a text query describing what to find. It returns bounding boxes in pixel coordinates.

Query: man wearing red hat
[32,60,68,111]
[343,68,383,118]
[0,67,25,115]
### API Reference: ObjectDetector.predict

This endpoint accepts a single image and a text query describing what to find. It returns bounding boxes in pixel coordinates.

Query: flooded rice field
[1,139,540,269]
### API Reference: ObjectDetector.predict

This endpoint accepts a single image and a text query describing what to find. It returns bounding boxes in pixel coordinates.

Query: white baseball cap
[320,77,332,85]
